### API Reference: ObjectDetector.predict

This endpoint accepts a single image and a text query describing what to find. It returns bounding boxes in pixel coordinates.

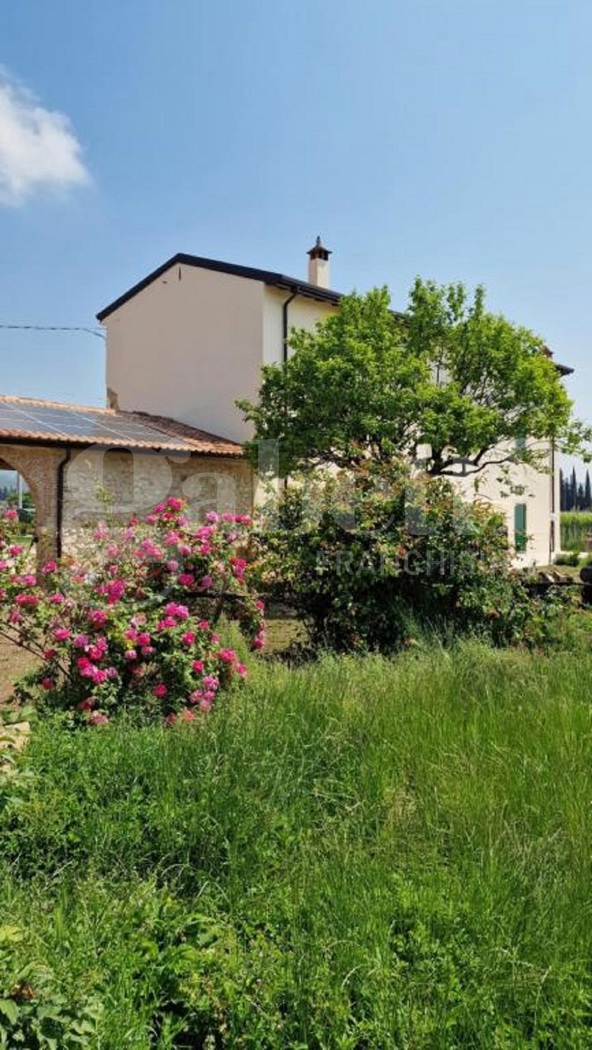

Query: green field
[561,511,592,552]
[2,644,592,1048]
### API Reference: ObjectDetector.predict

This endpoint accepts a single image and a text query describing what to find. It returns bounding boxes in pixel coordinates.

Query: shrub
[256,462,566,652]
[554,551,581,567]
[0,501,264,725]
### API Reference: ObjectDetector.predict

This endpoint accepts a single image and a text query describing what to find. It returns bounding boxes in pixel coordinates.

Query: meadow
[561,511,592,553]
[2,642,592,1048]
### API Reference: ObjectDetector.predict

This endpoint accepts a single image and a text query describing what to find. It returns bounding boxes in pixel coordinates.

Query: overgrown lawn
[2,644,592,1047]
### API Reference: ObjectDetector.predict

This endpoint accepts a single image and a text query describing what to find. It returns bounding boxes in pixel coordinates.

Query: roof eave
[96,253,342,321]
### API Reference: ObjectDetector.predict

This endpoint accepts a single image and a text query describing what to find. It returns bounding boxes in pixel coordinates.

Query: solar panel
[0,401,194,450]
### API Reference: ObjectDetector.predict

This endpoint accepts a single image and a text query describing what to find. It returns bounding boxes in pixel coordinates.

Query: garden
[0,478,591,1049]
[2,282,592,1048]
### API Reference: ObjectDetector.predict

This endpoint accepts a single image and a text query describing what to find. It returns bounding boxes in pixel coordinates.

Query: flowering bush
[0,501,264,725]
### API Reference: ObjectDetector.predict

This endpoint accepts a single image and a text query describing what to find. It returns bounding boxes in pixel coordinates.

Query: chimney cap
[307,235,332,261]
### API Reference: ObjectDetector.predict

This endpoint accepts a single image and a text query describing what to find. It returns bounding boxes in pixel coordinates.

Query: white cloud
[0,74,90,206]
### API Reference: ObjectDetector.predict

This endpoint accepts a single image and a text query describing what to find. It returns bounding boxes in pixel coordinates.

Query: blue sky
[0,0,591,453]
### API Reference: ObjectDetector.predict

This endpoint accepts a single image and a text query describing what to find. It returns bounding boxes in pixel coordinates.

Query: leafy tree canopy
[239,279,590,478]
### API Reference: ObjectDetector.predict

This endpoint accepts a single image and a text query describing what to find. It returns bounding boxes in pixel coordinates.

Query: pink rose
[88,711,109,726]
[219,649,237,664]
[154,683,168,698]
[15,593,39,606]
[182,631,196,646]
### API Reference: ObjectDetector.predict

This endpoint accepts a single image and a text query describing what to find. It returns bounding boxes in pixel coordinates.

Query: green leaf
[0,999,19,1024]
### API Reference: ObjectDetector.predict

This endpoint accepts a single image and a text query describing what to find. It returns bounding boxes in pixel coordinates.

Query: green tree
[239,280,589,479]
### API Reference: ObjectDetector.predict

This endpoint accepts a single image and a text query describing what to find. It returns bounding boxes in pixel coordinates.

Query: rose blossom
[218,649,237,664]
[88,711,109,726]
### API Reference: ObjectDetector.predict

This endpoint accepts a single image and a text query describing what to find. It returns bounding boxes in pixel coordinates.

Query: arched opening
[0,464,35,525]
[0,452,44,565]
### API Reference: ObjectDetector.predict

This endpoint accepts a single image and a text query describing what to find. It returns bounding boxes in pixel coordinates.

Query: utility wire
[0,323,104,339]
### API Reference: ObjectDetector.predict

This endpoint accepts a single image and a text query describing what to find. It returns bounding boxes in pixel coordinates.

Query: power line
[0,323,104,340]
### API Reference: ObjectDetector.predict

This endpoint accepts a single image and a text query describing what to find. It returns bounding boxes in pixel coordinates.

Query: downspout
[56,448,72,559]
[281,291,298,490]
[549,437,556,562]
[282,290,298,363]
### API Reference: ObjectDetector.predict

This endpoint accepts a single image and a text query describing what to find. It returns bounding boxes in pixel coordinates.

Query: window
[514,503,527,553]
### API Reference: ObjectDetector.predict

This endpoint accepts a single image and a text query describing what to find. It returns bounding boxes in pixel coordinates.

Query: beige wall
[104,264,337,445]
[104,263,264,444]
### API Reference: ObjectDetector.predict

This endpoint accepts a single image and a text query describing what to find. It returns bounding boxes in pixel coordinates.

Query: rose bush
[0,500,264,725]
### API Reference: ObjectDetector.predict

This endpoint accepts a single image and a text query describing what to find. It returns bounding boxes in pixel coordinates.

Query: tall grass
[561,510,592,551]
[2,644,592,1047]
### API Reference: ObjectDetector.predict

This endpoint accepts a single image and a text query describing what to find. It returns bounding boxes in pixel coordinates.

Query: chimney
[307,235,332,288]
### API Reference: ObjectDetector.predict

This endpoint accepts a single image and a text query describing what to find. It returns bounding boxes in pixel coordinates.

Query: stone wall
[61,448,254,554]
[0,443,253,564]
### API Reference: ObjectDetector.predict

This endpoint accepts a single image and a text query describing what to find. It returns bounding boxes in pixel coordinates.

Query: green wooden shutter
[514,503,527,553]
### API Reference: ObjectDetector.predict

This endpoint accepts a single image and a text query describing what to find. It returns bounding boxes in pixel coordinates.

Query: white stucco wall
[262,286,336,366]
[103,266,558,567]
[454,443,557,566]
[104,263,264,444]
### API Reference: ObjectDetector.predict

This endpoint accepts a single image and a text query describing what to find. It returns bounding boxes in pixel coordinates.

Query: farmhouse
[97,241,572,565]
[0,241,572,564]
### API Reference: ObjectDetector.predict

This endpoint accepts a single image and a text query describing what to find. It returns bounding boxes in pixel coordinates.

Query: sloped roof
[0,395,243,457]
[96,252,343,321]
[95,252,574,376]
